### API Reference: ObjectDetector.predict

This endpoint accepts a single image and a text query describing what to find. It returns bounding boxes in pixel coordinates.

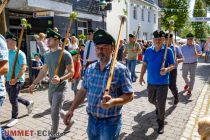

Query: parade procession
[0,0,210,140]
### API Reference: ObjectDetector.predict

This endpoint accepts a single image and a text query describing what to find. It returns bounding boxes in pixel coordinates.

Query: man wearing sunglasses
[180,33,202,95]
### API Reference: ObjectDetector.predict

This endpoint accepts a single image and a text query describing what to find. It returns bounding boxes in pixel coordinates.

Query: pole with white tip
[161,19,175,69]
[104,15,127,96]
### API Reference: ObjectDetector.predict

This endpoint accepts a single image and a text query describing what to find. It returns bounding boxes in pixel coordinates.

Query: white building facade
[107,0,159,41]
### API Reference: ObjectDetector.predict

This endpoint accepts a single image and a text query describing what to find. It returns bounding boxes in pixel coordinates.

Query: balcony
[72,0,101,15]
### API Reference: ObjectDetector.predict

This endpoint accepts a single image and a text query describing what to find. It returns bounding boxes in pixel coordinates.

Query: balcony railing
[51,0,72,4]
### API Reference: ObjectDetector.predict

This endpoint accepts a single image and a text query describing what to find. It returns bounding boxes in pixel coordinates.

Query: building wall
[106,0,159,41]
[106,1,127,40]
[129,0,158,40]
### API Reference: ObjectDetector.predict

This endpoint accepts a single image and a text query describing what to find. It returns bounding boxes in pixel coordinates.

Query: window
[133,6,137,20]
[141,9,144,21]
[154,14,156,23]
[148,11,150,22]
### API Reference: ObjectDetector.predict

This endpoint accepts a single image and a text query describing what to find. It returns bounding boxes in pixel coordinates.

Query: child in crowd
[69,50,81,95]
[198,117,210,140]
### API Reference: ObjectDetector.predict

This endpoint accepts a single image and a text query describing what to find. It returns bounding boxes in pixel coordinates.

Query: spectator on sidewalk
[117,40,125,63]
[5,32,34,128]
[34,33,49,63]
[32,53,43,88]
[69,36,78,50]
[69,50,81,95]
[204,36,210,62]
[28,28,74,140]
[0,34,8,115]
[198,117,210,140]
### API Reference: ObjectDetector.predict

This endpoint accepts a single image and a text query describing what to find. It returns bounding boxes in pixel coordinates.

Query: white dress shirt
[83,40,98,65]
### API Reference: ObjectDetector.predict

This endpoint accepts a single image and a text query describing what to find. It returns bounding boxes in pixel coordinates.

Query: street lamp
[99,0,107,29]
[99,0,107,9]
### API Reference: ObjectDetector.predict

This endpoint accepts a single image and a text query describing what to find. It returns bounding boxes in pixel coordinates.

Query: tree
[180,20,193,38]
[192,0,208,40]
[161,0,189,40]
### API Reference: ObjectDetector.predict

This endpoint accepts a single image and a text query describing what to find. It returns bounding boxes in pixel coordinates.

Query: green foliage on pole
[161,0,189,33]
[192,0,208,40]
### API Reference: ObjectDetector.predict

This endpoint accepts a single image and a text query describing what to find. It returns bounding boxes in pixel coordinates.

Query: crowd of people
[0,26,210,140]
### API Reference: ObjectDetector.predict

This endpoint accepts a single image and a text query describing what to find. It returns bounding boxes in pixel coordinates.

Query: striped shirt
[82,60,133,118]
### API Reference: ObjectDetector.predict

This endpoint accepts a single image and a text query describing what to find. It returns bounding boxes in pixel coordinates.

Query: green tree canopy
[192,0,208,40]
[161,0,189,34]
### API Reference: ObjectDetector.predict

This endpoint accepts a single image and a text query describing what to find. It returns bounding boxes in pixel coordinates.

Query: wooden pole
[161,20,175,68]
[54,19,73,76]
[133,24,140,50]
[10,27,24,80]
[0,0,9,34]
[0,0,8,14]
[104,15,127,96]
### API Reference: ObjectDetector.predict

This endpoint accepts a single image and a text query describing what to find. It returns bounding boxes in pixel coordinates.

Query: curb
[180,75,210,140]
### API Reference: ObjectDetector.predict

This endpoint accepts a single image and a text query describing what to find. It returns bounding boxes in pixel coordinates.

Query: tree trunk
[175,31,177,43]
[0,10,7,34]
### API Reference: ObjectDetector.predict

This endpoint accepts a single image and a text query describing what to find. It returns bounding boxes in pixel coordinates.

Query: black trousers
[147,84,168,121]
[6,82,30,119]
[169,69,178,100]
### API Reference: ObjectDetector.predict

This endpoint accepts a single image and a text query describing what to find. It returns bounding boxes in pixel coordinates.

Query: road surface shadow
[32,100,86,118]
[167,90,192,105]
[123,106,176,140]
[133,89,148,99]
[0,114,28,127]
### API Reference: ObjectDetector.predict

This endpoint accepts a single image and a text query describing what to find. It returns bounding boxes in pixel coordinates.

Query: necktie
[86,41,92,60]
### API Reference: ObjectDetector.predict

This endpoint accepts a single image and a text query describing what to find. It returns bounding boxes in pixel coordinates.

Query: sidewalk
[180,75,210,140]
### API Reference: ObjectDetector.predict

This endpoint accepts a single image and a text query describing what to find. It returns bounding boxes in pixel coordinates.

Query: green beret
[129,34,135,38]
[46,28,61,39]
[165,33,173,38]
[5,32,18,42]
[34,53,41,58]
[186,33,194,38]
[70,50,78,56]
[153,30,165,38]
[93,29,115,46]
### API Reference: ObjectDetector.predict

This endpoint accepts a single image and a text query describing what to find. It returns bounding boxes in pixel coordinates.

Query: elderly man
[180,33,202,95]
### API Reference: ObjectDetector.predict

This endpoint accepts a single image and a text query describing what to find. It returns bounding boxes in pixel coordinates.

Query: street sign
[33,11,54,18]
[190,17,210,22]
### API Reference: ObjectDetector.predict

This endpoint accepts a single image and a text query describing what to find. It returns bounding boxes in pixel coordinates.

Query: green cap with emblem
[153,30,165,38]
[69,50,78,56]
[129,34,135,38]
[186,33,194,38]
[46,28,61,39]
[93,29,115,46]
[5,32,18,42]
